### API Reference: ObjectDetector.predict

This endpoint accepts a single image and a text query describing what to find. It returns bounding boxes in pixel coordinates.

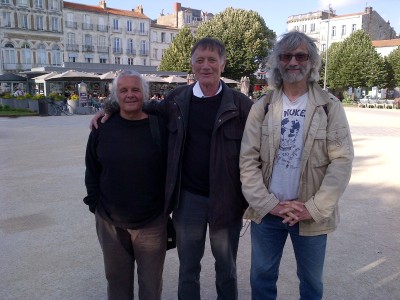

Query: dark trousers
[173,189,242,300]
[95,212,167,300]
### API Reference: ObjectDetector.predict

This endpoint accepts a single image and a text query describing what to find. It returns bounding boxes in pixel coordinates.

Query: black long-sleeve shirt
[84,114,165,229]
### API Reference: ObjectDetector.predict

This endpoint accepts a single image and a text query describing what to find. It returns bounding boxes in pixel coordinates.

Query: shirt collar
[193,81,222,98]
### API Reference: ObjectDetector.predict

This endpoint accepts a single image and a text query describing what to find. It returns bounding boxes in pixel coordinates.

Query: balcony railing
[82,45,94,52]
[138,49,149,56]
[97,24,108,32]
[113,48,123,54]
[82,23,93,30]
[65,21,77,29]
[66,44,79,51]
[97,46,109,53]
[138,30,148,36]
[126,48,136,55]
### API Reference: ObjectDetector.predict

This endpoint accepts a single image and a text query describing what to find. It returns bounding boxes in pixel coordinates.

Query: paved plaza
[0,107,399,300]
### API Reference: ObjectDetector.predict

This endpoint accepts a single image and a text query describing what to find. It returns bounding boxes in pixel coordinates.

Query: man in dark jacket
[92,38,253,300]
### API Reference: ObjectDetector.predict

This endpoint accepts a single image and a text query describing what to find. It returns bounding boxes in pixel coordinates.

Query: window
[1,0,11,4]
[34,0,43,9]
[21,43,32,69]
[69,56,76,62]
[17,0,28,6]
[50,0,58,10]
[21,14,28,29]
[51,17,58,32]
[152,32,157,42]
[36,44,47,66]
[36,16,44,30]
[67,33,75,45]
[341,25,346,36]
[331,26,336,37]
[310,23,315,32]
[127,20,133,32]
[301,24,306,32]
[84,34,92,51]
[114,57,121,64]
[113,37,122,54]
[85,57,93,63]
[170,33,174,41]
[153,48,158,59]
[113,19,119,30]
[352,24,356,32]
[321,44,326,52]
[185,14,191,24]
[98,35,106,48]
[139,22,145,34]
[100,58,107,64]
[51,45,62,65]
[128,58,134,65]
[3,12,12,27]
[161,32,166,43]
[3,43,16,70]
[127,39,134,54]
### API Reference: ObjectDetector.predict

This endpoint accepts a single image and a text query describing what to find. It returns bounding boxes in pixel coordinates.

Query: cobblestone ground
[0,106,399,300]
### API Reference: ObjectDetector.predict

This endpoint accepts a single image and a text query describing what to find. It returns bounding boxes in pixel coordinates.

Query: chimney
[174,2,181,12]
[98,0,106,9]
[135,5,143,14]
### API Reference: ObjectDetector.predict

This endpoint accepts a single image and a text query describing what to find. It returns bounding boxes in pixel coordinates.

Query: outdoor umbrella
[143,75,167,83]
[162,75,187,84]
[221,77,240,84]
[31,72,59,83]
[46,70,100,82]
[99,70,121,81]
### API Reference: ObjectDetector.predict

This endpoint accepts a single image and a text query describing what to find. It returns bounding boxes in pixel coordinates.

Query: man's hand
[270,200,313,226]
[89,110,110,129]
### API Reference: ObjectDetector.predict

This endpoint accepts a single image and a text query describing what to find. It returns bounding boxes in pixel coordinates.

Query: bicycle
[47,100,73,116]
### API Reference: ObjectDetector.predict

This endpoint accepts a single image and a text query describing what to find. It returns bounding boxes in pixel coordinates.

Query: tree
[195,7,275,80]
[158,26,195,72]
[326,30,387,91]
[386,46,400,87]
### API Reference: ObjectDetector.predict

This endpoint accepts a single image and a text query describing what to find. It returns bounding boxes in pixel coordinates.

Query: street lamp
[323,4,331,91]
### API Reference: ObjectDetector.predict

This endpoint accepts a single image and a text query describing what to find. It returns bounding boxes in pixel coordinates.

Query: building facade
[287,6,397,52]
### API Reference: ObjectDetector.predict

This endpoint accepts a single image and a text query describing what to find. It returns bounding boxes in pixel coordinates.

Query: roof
[0,73,27,82]
[372,39,400,47]
[63,1,150,19]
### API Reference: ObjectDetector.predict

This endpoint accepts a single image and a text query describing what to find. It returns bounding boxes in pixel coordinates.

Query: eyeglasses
[279,53,309,62]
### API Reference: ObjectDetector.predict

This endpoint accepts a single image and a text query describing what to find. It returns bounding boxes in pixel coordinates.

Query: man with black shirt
[84,70,167,300]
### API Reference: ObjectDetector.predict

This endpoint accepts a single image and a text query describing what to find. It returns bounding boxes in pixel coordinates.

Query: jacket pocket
[223,127,242,158]
[326,127,350,152]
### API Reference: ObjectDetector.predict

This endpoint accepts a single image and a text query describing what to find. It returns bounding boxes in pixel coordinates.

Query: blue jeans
[251,214,327,300]
[173,189,242,300]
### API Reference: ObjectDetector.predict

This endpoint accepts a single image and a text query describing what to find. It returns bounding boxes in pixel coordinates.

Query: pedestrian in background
[240,31,354,300]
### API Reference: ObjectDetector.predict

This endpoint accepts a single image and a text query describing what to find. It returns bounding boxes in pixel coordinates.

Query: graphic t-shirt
[269,92,308,201]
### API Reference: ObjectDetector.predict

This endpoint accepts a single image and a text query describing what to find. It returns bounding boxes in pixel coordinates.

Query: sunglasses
[279,53,309,62]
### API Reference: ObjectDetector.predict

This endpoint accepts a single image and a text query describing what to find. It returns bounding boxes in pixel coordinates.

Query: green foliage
[386,46,400,87]
[32,94,45,100]
[49,92,66,101]
[325,30,387,91]
[68,94,79,101]
[158,26,195,72]
[195,8,275,80]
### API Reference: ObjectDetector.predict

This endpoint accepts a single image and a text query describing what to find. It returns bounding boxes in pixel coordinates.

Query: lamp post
[323,4,331,91]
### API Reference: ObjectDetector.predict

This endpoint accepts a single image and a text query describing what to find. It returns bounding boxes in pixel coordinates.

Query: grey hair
[190,37,226,64]
[267,30,321,89]
[110,70,149,102]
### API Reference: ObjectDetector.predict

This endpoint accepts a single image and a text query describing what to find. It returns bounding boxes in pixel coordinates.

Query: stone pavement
[0,107,399,300]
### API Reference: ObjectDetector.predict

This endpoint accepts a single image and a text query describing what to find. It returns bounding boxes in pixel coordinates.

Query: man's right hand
[89,110,110,129]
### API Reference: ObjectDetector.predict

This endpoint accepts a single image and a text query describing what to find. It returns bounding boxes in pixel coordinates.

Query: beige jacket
[239,82,354,236]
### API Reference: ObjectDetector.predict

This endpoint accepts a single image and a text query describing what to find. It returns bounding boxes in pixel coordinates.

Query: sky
[81,0,400,36]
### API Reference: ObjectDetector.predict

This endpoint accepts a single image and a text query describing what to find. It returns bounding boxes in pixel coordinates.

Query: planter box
[14,99,29,109]
[75,106,93,115]
[0,98,16,109]
[28,100,39,112]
